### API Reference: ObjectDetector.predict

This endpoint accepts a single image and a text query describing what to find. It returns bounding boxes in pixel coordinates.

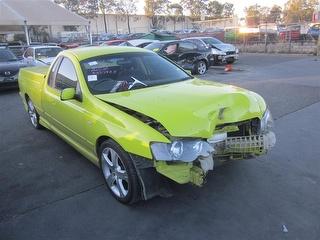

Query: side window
[24,48,33,58]
[48,57,62,88]
[188,39,207,50]
[178,42,196,53]
[55,57,78,90]
[163,43,178,55]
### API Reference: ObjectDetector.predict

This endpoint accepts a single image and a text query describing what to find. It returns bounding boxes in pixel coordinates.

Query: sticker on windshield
[88,61,98,66]
[87,75,98,82]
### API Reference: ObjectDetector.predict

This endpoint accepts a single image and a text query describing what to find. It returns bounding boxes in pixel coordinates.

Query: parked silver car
[23,46,62,66]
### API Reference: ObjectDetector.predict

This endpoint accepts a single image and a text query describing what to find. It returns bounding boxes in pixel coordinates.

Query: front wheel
[99,139,141,204]
[195,60,207,75]
[27,98,42,129]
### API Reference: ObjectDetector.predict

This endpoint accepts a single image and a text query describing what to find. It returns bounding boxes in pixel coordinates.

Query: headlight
[211,48,226,55]
[260,109,274,133]
[151,140,214,162]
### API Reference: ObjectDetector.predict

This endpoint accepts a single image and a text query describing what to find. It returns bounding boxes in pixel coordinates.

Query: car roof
[127,39,158,45]
[185,37,212,40]
[66,46,152,61]
[28,46,62,49]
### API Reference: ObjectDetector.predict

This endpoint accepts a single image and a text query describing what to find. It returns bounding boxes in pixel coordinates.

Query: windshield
[144,42,165,52]
[35,48,62,59]
[0,49,17,62]
[81,52,192,94]
[202,38,223,45]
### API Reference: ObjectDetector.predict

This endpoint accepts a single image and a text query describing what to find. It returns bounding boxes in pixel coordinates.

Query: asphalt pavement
[0,53,319,240]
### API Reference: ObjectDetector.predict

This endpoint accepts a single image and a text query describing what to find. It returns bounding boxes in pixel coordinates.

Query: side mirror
[60,88,75,101]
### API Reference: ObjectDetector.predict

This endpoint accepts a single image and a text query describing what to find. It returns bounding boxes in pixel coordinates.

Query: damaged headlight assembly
[151,140,214,162]
[260,109,274,133]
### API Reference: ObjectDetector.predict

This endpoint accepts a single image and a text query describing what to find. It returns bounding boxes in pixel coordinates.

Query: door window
[178,42,196,53]
[47,57,62,88]
[24,48,33,58]
[54,57,78,90]
[163,43,178,55]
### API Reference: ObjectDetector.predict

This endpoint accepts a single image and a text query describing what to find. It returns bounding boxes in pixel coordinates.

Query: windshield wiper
[128,76,148,90]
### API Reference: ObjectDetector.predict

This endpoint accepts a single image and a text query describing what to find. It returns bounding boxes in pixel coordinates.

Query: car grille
[226,51,236,55]
[0,70,19,77]
[215,118,260,137]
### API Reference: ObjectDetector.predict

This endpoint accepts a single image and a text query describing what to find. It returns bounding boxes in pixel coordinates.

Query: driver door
[42,57,92,150]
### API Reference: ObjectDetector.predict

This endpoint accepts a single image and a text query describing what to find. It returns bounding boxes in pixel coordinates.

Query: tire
[99,139,141,204]
[27,98,42,129]
[195,60,207,75]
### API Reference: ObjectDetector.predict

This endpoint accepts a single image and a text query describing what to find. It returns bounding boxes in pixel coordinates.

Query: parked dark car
[185,37,239,64]
[145,40,214,75]
[0,48,31,88]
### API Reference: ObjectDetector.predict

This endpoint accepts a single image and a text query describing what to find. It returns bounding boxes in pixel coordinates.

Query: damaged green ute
[18,46,276,204]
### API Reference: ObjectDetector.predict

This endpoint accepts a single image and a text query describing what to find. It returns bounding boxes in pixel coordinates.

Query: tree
[144,0,170,29]
[283,0,318,23]
[115,0,137,33]
[54,0,80,12]
[268,5,282,23]
[222,2,234,18]
[78,0,99,19]
[168,3,184,31]
[99,0,117,32]
[206,1,223,19]
[180,0,207,19]
[54,0,99,19]
[245,4,262,26]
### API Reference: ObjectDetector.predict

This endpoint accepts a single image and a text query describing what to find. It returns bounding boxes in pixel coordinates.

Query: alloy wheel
[27,100,38,128]
[198,61,207,75]
[101,147,129,198]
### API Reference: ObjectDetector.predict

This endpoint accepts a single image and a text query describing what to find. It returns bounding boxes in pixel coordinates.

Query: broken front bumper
[153,131,276,187]
[213,131,276,157]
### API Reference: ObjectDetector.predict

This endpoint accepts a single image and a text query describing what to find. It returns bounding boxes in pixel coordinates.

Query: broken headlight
[260,109,274,133]
[151,140,214,162]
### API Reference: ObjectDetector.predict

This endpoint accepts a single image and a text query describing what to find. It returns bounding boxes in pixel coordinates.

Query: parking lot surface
[1,53,320,240]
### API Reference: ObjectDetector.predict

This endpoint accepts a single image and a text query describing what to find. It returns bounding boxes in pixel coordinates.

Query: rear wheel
[195,60,207,75]
[27,98,42,129]
[99,139,141,204]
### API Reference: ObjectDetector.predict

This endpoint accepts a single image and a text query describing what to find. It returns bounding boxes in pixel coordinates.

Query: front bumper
[0,76,18,88]
[213,131,276,158]
[154,131,276,186]
[223,54,239,62]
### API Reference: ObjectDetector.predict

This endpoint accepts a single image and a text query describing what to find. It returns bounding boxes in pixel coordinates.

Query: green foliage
[180,0,207,18]
[222,2,234,18]
[268,5,282,23]
[54,0,99,19]
[206,1,223,18]
[283,0,318,23]
[144,0,170,29]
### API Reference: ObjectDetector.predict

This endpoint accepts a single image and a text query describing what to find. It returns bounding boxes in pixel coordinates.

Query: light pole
[24,20,30,45]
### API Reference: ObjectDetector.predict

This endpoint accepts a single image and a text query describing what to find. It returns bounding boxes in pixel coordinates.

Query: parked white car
[23,46,62,66]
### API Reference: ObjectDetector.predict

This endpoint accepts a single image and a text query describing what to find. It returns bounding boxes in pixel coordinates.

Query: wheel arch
[95,135,111,156]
